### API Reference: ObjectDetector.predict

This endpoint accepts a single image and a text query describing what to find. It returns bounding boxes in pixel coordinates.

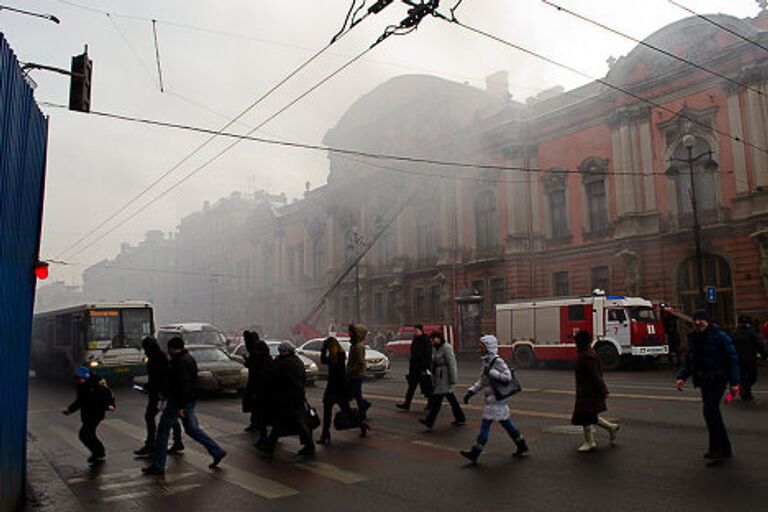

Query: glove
[463,392,474,404]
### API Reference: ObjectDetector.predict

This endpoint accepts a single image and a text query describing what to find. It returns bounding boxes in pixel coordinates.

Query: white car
[230,341,319,385]
[297,337,390,378]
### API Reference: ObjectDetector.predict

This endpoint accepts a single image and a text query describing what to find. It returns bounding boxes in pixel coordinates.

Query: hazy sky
[2,0,762,285]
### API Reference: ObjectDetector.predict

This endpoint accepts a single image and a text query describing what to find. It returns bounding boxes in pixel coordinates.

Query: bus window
[88,312,120,347]
[122,308,153,348]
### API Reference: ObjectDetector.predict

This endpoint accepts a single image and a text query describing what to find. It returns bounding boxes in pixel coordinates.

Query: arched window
[677,254,733,326]
[579,157,609,234]
[416,208,436,260]
[312,237,325,279]
[672,137,718,216]
[543,169,570,241]
[344,229,358,263]
[474,190,499,250]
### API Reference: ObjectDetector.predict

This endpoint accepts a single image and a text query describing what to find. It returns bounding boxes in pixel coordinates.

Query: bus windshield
[628,306,657,323]
[122,308,153,348]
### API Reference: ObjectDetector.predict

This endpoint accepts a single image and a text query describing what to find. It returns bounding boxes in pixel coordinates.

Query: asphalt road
[26,359,768,512]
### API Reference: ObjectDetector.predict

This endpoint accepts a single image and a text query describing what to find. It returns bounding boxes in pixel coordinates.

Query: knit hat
[75,366,91,380]
[692,310,711,322]
[277,340,295,355]
[479,334,498,356]
[167,336,185,350]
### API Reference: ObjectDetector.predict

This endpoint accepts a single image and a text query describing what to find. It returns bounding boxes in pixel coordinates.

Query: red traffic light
[34,261,49,280]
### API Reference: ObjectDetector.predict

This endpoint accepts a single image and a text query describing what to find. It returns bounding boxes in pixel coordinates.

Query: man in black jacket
[732,315,766,401]
[134,336,183,456]
[62,366,115,465]
[143,337,226,475]
[396,324,433,411]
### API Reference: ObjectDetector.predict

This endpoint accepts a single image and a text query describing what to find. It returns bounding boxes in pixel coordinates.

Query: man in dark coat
[143,337,226,475]
[260,341,315,456]
[676,311,740,460]
[242,331,273,447]
[396,324,433,411]
[732,315,766,401]
[62,366,115,464]
[134,336,183,456]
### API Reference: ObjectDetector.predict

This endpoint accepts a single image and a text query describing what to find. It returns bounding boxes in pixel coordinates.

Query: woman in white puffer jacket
[460,335,528,463]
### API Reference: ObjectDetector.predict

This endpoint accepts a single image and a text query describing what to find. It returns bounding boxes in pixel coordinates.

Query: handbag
[418,369,433,396]
[306,400,321,430]
[333,407,361,431]
[486,356,522,400]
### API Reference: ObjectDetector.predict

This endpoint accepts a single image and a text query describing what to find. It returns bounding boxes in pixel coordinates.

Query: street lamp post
[667,134,719,312]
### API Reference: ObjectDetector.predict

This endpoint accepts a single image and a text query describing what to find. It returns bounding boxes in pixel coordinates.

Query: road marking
[533,388,700,403]
[102,483,201,502]
[67,468,138,484]
[99,472,195,490]
[48,424,90,456]
[411,440,462,453]
[105,418,299,499]
[294,460,366,484]
[365,393,571,420]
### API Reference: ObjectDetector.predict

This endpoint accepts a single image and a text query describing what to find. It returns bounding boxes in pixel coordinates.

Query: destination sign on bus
[91,310,119,317]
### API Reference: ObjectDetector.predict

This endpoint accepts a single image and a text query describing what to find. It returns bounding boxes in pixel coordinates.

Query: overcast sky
[2,0,762,285]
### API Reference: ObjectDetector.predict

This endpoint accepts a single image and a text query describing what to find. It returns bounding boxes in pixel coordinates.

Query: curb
[24,434,80,512]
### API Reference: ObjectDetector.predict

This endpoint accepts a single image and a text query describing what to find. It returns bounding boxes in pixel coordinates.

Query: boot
[317,432,331,445]
[513,437,529,457]
[460,446,482,464]
[578,426,597,452]
[597,417,620,443]
[168,441,185,455]
[134,444,154,457]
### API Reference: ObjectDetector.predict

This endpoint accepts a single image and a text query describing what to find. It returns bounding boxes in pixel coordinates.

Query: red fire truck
[495,293,667,370]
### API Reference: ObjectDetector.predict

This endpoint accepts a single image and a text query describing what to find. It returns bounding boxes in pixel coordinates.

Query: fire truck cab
[495,293,667,370]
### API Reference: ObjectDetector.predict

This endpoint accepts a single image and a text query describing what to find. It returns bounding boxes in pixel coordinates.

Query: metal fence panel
[0,33,49,511]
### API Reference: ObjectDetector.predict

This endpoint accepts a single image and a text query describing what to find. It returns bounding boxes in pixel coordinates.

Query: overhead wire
[55,4,377,260]
[667,0,768,53]
[541,0,763,97]
[436,15,768,158]
[57,43,382,261]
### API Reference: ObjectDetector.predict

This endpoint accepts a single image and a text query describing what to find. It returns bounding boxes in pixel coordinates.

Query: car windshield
[183,330,225,346]
[628,306,657,323]
[189,348,231,363]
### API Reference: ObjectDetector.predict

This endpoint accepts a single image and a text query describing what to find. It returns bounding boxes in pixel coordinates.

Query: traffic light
[69,46,92,112]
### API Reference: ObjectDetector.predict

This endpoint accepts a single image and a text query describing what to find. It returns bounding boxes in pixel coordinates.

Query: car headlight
[198,370,213,378]
[309,362,318,371]
[240,367,248,375]
[88,360,100,368]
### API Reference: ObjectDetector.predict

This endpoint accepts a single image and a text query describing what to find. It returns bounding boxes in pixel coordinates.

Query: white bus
[31,301,154,380]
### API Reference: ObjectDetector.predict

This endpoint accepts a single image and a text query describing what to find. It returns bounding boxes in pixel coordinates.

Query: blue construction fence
[0,33,49,511]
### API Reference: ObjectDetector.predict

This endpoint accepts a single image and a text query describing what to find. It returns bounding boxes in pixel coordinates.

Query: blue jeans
[152,401,225,470]
[348,378,370,420]
[475,418,521,449]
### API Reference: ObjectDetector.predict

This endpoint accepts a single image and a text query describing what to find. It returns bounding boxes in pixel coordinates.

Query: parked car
[297,337,390,378]
[134,344,247,394]
[230,340,318,385]
[187,345,247,394]
[156,322,229,352]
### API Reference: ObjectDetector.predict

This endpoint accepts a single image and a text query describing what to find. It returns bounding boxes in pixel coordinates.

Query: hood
[479,335,498,357]
[277,340,296,355]
[350,324,368,344]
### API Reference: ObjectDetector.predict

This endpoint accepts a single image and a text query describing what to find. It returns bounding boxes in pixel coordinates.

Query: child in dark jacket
[62,366,115,464]
[572,331,619,452]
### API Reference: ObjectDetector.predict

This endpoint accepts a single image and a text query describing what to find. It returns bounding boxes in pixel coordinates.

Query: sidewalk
[24,434,80,512]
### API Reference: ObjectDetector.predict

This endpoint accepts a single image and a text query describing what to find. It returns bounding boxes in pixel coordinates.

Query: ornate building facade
[84,12,768,349]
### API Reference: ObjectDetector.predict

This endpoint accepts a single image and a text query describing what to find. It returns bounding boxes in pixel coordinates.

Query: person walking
[460,335,528,464]
[347,324,371,433]
[134,336,184,457]
[318,336,364,443]
[676,310,740,460]
[661,306,681,365]
[396,324,433,411]
[62,366,115,465]
[419,331,465,430]
[571,330,619,452]
[260,341,316,456]
[143,337,226,475]
[731,315,765,401]
[242,331,273,447]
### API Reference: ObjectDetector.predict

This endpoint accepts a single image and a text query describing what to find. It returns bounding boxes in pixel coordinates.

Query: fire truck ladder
[292,182,423,336]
